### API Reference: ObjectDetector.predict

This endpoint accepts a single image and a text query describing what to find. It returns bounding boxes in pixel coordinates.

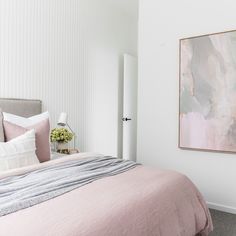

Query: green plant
[50,128,73,143]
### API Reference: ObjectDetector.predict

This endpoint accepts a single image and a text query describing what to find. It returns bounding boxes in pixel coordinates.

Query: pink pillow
[4,119,50,162]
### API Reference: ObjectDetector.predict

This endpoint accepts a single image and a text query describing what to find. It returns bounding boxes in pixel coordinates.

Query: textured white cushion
[0,129,39,172]
[3,111,49,127]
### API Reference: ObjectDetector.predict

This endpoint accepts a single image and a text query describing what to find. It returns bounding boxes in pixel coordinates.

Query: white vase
[56,142,68,151]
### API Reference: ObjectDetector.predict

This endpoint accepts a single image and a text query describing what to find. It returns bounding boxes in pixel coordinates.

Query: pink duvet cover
[0,153,213,236]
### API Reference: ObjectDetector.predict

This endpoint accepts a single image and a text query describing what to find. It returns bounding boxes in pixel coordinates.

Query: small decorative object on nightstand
[50,128,73,154]
[50,112,78,155]
[69,149,80,155]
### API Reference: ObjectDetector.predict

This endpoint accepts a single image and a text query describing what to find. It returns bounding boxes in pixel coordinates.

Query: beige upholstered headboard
[0,98,42,117]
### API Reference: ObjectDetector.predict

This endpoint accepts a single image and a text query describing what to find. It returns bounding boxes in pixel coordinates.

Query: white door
[123,54,138,161]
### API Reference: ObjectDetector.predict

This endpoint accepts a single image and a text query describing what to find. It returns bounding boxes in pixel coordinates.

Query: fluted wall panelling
[0,0,137,156]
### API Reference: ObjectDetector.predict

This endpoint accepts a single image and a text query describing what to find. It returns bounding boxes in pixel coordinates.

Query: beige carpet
[209,209,236,236]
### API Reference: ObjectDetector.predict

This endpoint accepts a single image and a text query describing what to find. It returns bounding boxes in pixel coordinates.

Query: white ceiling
[109,0,139,20]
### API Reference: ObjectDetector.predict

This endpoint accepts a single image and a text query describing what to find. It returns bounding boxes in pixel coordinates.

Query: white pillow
[3,111,49,127]
[0,129,39,172]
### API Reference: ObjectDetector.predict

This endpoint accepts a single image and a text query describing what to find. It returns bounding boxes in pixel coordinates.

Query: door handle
[122,117,132,121]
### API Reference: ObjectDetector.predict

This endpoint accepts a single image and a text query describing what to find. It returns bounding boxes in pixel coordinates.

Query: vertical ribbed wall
[0,0,137,156]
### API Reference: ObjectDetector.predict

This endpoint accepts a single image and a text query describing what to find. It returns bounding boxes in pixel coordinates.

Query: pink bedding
[0,153,213,236]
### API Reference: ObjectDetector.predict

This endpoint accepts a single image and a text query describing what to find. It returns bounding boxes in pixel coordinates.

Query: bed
[0,98,213,236]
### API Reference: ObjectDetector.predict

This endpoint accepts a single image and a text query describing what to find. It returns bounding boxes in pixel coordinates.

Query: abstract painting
[179,30,236,153]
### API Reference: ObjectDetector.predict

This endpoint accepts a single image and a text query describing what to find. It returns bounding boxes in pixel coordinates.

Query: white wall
[0,0,137,156]
[137,0,236,213]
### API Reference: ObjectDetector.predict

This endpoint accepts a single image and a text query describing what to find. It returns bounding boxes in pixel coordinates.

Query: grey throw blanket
[0,156,138,217]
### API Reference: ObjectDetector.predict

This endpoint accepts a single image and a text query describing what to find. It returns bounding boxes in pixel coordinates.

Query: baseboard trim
[207,201,236,214]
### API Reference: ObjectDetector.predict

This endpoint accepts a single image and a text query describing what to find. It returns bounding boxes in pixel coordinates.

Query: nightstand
[51,149,80,160]
[51,152,66,160]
